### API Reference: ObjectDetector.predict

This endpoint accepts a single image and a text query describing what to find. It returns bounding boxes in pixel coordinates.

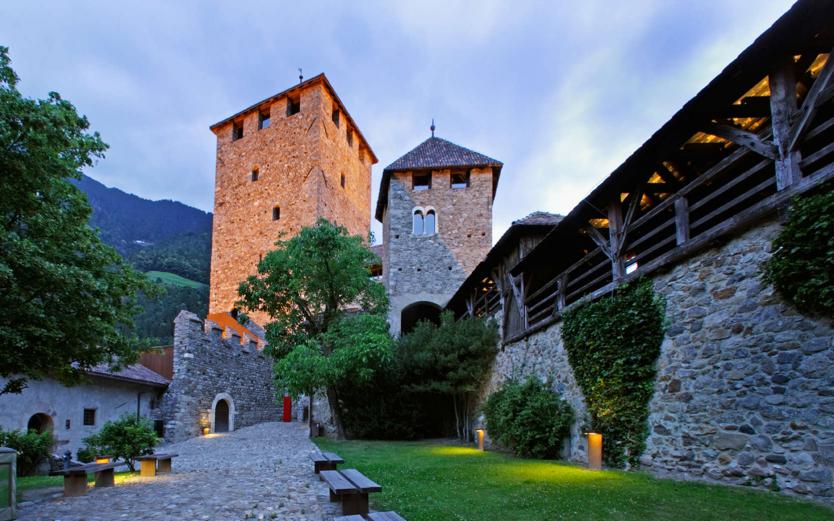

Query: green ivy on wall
[761,182,834,318]
[562,280,665,468]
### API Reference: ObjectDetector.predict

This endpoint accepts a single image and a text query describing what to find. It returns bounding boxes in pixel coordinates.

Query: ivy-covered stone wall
[490,218,834,504]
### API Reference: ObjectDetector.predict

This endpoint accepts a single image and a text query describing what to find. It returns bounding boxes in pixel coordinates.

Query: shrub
[761,182,834,318]
[76,445,96,463]
[82,414,158,471]
[0,428,54,476]
[562,280,665,468]
[483,378,574,459]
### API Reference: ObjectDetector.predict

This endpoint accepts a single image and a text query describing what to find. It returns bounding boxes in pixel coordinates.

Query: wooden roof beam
[703,122,777,159]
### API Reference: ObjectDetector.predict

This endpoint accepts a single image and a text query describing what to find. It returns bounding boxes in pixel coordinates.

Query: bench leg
[140,459,157,477]
[341,493,369,516]
[64,474,88,497]
[329,490,340,502]
[95,468,115,487]
[158,458,172,474]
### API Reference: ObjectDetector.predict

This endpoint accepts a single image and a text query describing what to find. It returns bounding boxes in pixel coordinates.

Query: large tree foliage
[0,47,150,394]
[237,218,390,437]
[396,312,498,441]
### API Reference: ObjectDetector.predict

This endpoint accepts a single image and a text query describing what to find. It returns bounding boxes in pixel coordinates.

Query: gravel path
[17,422,341,521]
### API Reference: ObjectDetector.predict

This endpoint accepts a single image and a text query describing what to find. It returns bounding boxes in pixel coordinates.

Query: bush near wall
[0,429,53,476]
[81,414,158,471]
[761,182,834,318]
[562,280,665,468]
[483,378,574,459]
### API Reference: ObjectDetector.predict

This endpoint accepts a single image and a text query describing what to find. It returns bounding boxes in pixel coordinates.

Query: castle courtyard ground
[16,422,340,521]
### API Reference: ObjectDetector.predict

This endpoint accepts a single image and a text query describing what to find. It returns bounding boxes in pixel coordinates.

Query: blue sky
[0,1,795,241]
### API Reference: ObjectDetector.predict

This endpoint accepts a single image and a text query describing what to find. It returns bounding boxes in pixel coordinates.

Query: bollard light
[95,455,111,464]
[202,426,210,436]
[475,429,486,451]
[0,447,16,521]
[587,432,603,470]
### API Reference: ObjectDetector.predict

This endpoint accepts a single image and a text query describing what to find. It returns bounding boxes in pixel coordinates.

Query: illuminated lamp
[475,429,486,451]
[202,426,211,436]
[587,432,603,470]
[95,455,111,464]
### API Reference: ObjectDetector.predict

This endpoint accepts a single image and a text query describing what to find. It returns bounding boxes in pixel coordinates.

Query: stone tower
[376,135,502,335]
[209,74,377,326]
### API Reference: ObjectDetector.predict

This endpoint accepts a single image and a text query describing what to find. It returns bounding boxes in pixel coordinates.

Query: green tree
[237,218,390,438]
[396,312,498,441]
[0,47,151,394]
[81,414,158,471]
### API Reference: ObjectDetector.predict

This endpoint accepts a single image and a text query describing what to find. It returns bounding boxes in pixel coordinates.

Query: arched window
[425,210,436,235]
[412,210,424,235]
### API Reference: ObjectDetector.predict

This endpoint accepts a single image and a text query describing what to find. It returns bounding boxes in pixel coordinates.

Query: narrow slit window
[332,108,340,127]
[287,96,300,116]
[232,121,243,141]
[340,173,346,189]
[425,210,436,235]
[413,172,431,191]
[83,408,96,426]
[347,128,354,147]
[272,206,281,221]
[251,167,259,182]
[413,210,424,235]
[451,170,470,189]
[258,108,271,129]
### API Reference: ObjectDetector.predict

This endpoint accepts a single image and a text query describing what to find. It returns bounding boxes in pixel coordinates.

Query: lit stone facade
[209,75,375,326]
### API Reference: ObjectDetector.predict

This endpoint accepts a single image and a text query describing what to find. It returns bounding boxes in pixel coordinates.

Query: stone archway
[210,393,236,434]
[27,413,53,434]
[401,301,442,334]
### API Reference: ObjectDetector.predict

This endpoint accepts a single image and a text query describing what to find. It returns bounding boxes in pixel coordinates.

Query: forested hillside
[75,175,212,344]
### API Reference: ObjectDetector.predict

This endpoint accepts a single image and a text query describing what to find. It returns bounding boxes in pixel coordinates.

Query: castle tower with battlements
[208,74,377,326]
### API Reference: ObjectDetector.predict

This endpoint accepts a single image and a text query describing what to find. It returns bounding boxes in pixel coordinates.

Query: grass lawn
[315,439,834,521]
[145,271,207,289]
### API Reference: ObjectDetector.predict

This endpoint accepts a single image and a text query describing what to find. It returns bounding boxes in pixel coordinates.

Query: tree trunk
[326,386,346,439]
[452,395,461,439]
[308,392,314,438]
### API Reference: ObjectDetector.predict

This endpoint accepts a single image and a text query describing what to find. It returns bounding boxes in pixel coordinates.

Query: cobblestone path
[17,422,341,521]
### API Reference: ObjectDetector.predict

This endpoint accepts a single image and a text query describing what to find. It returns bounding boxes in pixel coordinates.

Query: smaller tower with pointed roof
[376,134,502,335]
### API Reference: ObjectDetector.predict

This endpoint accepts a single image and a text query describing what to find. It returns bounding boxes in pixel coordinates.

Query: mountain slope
[74,174,212,257]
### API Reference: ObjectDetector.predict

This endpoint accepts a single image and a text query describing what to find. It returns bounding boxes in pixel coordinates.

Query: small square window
[251,167,259,182]
[287,96,300,116]
[272,206,281,221]
[83,408,96,426]
[346,128,353,147]
[451,170,470,189]
[232,121,243,141]
[413,172,431,191]
[340,173,346,189]
[258,109,271,130]
[332,108,340,127]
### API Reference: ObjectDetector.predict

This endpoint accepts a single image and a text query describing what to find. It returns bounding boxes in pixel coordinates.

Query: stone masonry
[490,218,834,504]
[159,311,279,442]
[209,74,375,326]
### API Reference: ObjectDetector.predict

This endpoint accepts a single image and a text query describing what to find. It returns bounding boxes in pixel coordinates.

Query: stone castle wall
[490,218,834,503]
[209,80,372,325]
[159,311,279,442]
[383,167,494,333]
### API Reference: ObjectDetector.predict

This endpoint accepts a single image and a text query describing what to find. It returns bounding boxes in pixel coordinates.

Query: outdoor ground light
[202,426,210,436]
[475,428,486,451]
[0,447,16,521]
[586,432,603,470]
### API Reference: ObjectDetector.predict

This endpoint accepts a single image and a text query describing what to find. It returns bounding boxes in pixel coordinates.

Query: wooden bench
[335,512,407,521]
[311,451,344,474]
[50,462,121,497]
[321,469,382,516]
[136,453,179,477]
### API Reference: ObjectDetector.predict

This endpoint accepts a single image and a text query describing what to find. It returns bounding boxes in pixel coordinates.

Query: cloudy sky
[1,1,795,242]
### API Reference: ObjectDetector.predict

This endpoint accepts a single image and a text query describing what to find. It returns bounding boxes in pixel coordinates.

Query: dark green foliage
[129,232,211,284]
[761,183,834,318]
[562,281,665,468]
[0,47,152,394]
[483,378,574,459]
[0,428,54,476]
[81,414,158,471]
[74,174,211,258]
[238,218,389,437]
[131,283,209,344]
[76,445,96,463]
[393,312,498,440]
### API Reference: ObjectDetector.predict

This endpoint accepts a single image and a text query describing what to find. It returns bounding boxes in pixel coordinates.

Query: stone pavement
[17,422,342,521]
